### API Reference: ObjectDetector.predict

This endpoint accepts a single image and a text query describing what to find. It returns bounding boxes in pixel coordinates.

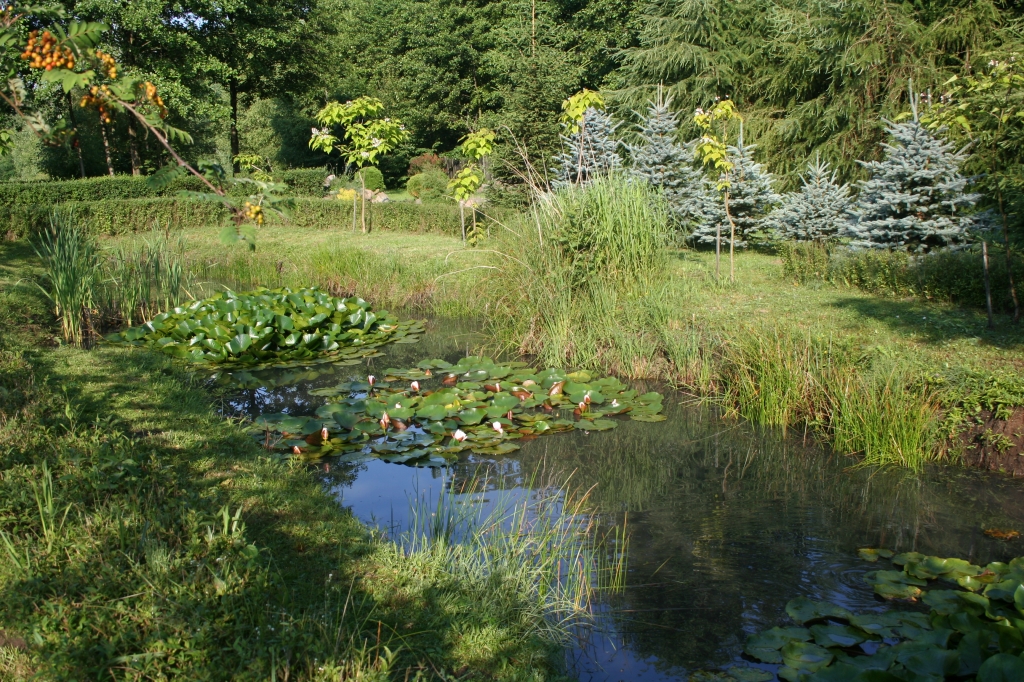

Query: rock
[371,191,389,203]
[323,173,336,189]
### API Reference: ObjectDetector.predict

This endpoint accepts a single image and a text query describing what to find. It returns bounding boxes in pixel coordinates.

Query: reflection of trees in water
[492,400,1024,672]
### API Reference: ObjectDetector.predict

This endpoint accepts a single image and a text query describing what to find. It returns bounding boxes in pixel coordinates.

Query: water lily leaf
[848,613,904,639]
[892,552,926,566]
[787,597,853,624]
[457,407,487,425]
[727,668,773,682]
[858,548,895,562]
[746,626,811,653]
[978,653,1024,682]
[416,404,449,422]
[810,624,870,648]
[781,641,834,671]
[630,413,667,422]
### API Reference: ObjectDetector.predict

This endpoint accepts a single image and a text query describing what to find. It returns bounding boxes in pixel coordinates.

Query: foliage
[766,157,853,242]
[33,209,98,346]
[616,0,1015,185]
[849,103,982,251]
[448,165,483,202]
[252,355,664,464]
[309,96,410,169]
[353,166,384,191]
[105,287,423,367]
[551,106,622,188]
[627,91,708,233]
[2,196,480,238]
[689,135,780,248]
[406,168,450,202]
[743,549,1024,681]
[560,88,606,133]
[407,152,442,176]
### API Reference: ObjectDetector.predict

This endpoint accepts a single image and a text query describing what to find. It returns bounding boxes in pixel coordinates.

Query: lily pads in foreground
[249,356,665,467]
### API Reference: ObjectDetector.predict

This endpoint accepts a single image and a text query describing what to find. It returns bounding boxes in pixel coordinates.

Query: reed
[33,209,99,346]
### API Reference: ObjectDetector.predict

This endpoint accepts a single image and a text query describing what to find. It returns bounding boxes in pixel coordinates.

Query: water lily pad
[858,548,895,562]
[726,668,773,682]
[630,414,667,422]
[786,597,853,624]
[810,624,871,648]
[781,641,834,671]
[978,653,1024,682]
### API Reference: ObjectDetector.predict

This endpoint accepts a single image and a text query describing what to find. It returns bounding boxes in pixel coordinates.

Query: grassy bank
[0,239,578,680]
[484,182,1024,470]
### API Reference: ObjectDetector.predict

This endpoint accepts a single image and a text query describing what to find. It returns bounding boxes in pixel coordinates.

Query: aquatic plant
[105,287,422,367]
[250,355,664,465]
[33,209,100,347]
[739,548,1024,681]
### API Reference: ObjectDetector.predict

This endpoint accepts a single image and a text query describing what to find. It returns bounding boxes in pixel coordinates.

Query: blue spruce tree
[767,156,852,241]
[627,92,708,234]
[688,132,779,248]
[551,107,622,188]
[848,100,979,251]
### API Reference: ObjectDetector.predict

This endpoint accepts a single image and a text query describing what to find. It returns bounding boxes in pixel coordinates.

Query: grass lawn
[669,249,1024,376]
[0,238,569,681]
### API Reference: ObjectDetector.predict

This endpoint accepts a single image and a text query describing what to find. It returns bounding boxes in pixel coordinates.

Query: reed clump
[33,210,99,347]
[488,174,673,375]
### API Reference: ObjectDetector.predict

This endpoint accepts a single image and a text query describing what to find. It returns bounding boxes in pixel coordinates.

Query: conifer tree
[552,107,622,188]
[848,102,980,251]
[766,157,852,241]
[628,92,709,233]
[688,134,779,248]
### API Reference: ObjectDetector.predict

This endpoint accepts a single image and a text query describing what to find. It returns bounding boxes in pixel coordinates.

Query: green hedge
[0,168,330,209]
[1,196,483,238]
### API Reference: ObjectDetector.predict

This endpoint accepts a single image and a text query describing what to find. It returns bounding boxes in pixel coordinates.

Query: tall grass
[488,175,673,375]
[95,229,195,326]
[33,209,99,346]
[400,475,628,635]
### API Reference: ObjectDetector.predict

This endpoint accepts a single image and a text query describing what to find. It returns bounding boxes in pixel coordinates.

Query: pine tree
[628,93,709,233]
[766,157,852,241]
[688,135,779,248]
[848,104,980,251]
[551,107,622,188]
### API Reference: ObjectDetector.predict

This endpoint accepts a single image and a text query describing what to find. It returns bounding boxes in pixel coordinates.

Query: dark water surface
[218,318,1024,682]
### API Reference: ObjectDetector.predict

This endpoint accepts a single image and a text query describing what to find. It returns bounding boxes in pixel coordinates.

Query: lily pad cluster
[250,355,665,467]
[105,287,422,367]
[741,550,1024,681]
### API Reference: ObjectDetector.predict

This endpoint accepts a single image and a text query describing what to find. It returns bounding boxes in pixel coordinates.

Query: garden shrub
[779,240,1024,314]
[406,169,449,202]
[407,153,442,176]
[353,166,385,191]
[0,196,492,238]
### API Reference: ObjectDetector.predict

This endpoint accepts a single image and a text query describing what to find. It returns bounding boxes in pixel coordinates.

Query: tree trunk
[725,191,736,283]
[983,240,995,329]
[352,191,357,232]
[99,118,114,176]
[229,77,240,175]
[65,93,86,178]
[360,173,367,234]
[127,117,141,176]
[460,202,466,243]
[997,191,1020,323]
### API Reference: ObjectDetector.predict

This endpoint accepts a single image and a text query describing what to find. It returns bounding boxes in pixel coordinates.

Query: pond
[216,318,1024,682]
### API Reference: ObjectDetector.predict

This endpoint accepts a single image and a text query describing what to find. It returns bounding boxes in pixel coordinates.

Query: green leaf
[786,597,852,624]
[977,653,1024,682]
[781,641,834,671]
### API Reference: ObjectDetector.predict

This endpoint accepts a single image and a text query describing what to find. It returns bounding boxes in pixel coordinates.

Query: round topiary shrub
[353,166,385,191]
[406,169,449,202]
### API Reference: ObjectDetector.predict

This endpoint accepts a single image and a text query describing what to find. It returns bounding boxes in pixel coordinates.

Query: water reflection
[221,319,1024,681]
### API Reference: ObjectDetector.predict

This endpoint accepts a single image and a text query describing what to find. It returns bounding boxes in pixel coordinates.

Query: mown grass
[0,239,577,681]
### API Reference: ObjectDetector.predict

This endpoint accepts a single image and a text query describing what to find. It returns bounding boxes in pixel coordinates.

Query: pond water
[217,318,1024,682]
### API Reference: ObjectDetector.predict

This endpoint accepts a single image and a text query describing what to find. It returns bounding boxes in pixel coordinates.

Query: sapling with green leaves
[692,99,744,280]
[448,128,495,244]
[309,96,410,233]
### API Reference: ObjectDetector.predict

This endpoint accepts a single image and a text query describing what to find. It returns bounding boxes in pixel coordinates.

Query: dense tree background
[6,0,1024,196]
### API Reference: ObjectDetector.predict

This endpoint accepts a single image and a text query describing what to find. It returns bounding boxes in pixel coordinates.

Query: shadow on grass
[828,296,1024,350]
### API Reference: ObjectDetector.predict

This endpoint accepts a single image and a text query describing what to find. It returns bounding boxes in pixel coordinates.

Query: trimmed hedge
[1,196,482,238]
[0,168,331,209]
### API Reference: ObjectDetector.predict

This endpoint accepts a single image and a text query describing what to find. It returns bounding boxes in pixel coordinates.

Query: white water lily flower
[492,421,503,435]
[453,429,467,442]
[321,426,329,440]
[367,375,375,386]
[411,381,420,392]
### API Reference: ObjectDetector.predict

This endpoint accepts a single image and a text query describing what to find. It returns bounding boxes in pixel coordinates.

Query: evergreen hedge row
[1,196,474,238]
[0,168,331,209]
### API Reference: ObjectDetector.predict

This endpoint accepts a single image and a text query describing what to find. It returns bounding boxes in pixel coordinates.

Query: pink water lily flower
[411,381,420,392]
[492,421,504,435]
[452,429,468,442]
